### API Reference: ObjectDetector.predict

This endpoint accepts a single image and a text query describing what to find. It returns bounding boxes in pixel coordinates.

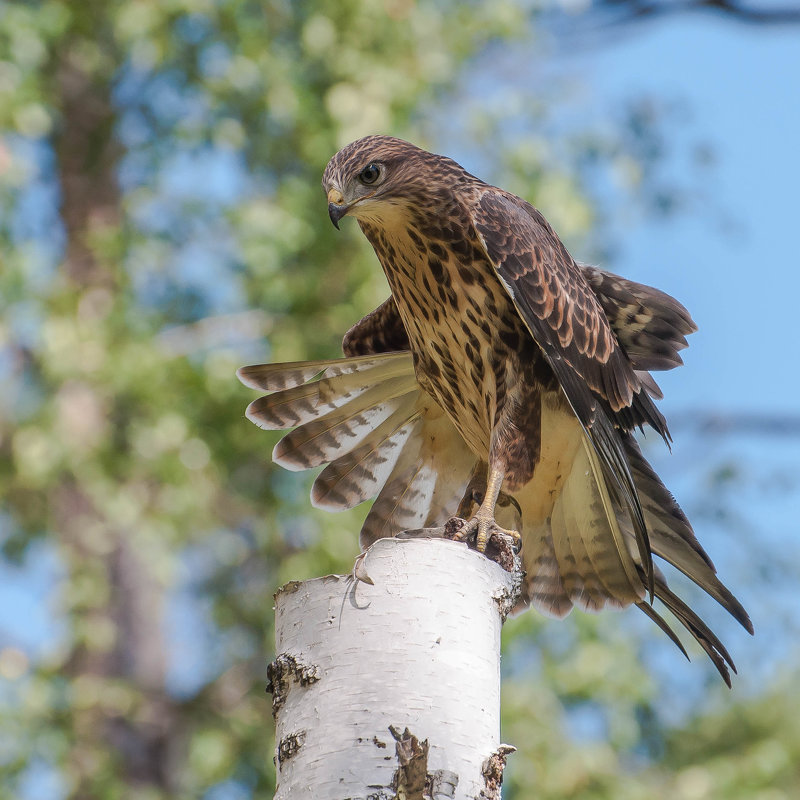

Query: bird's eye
[358,163,381,185]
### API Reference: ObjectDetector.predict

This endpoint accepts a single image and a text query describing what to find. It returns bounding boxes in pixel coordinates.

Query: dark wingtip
[637,601,690,661]
[719,663,733,689]
[654,579,737,686]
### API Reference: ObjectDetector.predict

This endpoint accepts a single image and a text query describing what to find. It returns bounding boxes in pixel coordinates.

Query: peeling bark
[391,726,430,799]
[479,745,517,800]
[277,730,307,766]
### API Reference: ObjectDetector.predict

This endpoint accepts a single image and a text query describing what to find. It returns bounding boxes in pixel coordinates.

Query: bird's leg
[452,462,521,553]
[455,460,487,519]
[455,461,522,528]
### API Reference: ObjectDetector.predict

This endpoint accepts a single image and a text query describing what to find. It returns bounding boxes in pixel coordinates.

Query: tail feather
[517,404,645,617]
[519,521,573,618]
[514,410,750,679]
[311,396,420,511]
[272,376,417,470]
[549,435,645,611]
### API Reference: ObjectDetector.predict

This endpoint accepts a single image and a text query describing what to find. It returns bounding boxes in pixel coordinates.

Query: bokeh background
[1,1,798,798]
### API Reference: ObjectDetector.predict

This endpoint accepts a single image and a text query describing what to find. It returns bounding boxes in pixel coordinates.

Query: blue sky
[576,17,800,415]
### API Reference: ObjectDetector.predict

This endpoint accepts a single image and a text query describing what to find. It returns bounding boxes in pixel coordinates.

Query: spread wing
[239,352,752,684]
[342,296,410,356]
[470,188,674,593]
[581,266,697,372]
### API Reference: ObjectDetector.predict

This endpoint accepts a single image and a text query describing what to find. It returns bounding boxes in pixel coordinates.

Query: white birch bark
[270,536,520,800]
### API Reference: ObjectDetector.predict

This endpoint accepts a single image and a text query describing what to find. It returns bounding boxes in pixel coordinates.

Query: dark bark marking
[276,730,306,768]
[267,653,320,716]
[389,726,432,800]
[479,745,516,800]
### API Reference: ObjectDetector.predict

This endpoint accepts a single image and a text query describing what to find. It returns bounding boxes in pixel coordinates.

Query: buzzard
[239,136,751,683]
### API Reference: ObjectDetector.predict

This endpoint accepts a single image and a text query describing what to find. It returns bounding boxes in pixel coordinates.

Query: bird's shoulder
[467,184,621,374]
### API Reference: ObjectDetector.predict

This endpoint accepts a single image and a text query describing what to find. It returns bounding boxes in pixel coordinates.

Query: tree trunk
[51,45,177,795]
[270,537,521,800]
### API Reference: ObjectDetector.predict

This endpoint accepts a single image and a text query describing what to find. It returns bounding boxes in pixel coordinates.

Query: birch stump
[269,536,521,800]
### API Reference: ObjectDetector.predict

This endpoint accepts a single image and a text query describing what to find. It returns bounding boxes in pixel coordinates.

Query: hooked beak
[327,188,348,230]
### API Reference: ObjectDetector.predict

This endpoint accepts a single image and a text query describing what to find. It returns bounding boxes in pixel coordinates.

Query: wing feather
[581,265,697,372]
[242,354,414,429]
[623,435,753,633]
[311,397,420,511]
[471,188,665,593]
[361,397,476,546]
[342,296,410,356]
[649,569,737,688]
[272,376,416,470]
[345,265,696,382]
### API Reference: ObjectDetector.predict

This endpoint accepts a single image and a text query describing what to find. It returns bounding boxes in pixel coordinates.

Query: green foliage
[0,1,796,798]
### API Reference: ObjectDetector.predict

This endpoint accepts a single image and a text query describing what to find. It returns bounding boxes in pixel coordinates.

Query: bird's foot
[446,513,521,573]
[396,515,521,573]
[452,511,521,552]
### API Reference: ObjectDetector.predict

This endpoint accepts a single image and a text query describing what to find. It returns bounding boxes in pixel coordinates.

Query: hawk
[239,136,751,683]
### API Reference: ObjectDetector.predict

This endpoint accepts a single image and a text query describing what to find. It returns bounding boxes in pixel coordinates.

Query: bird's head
[322,135,458,229]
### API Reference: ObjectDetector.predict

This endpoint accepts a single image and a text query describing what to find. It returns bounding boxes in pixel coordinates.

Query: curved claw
[450,513,520,553]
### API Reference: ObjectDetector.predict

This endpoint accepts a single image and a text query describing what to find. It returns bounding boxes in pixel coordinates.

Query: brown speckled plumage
[240,135,751,684]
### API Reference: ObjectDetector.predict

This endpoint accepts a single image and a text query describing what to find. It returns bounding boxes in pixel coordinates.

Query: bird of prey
[239,136,752,683]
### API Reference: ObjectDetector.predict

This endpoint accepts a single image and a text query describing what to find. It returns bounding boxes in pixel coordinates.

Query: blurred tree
[0,2,541,797]
[0,1,796,799]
